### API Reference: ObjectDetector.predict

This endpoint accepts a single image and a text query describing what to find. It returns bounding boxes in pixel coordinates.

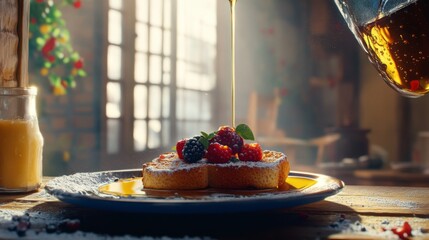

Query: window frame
[100,0,217,169]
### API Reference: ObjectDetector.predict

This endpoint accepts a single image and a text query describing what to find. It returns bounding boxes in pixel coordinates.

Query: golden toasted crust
[208,151,289,189]
[142,153,208,190]
[142,150,289,190]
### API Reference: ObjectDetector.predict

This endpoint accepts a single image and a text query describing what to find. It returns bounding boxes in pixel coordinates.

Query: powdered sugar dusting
[143,153,207,174]
[211,151,285,168]
[327,215,428,239]
[365,196,419,209]
[143,151,287,174]
[0,231,211,240]
[46,171,131,199]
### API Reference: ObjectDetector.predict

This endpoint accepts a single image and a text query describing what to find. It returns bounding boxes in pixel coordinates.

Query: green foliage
[235,124,255,141]
[29,0,85,95]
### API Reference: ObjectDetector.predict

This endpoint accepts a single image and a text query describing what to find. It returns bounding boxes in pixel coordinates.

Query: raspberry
[238,143,263,161]
[175,139,187,159]
[182,138,205,163]
[211,126,243,154]
[206,143,232,164]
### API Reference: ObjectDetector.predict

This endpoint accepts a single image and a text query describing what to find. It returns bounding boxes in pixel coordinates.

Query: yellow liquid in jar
[0,119,43,191]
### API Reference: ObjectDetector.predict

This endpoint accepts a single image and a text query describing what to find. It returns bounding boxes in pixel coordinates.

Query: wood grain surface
[0,0,29,87]
[0,178,428,239]
[0,0,19,87]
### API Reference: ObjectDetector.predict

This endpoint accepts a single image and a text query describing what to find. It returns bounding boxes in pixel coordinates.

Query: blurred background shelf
[295,164,429,187]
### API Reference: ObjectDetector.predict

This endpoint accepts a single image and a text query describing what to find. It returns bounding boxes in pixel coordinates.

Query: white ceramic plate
[45,169,344,214]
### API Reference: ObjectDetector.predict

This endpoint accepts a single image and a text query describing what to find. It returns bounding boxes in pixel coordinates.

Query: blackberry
[211,126,243,154]
[182,138,205,163]
[192,135,203,141]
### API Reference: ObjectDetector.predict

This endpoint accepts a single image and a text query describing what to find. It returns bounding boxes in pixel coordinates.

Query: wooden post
[17,0,30,87]
[0,0,29,88]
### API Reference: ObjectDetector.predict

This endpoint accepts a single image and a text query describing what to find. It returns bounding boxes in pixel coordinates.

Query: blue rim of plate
[45,169,344,214]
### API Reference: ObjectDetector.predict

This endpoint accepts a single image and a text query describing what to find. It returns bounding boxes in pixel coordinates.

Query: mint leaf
[199,137,209,149]
[236,124,255,140]
[207,132,215,140]
[201,131,208,138]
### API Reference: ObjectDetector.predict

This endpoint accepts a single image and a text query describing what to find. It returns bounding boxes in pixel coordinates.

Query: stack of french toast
[142,125,290,190]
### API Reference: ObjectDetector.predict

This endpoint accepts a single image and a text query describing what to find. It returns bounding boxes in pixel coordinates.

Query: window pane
[163,57,170,72]
[176,0,217,93]
[148,120,161,149]
[107,119,120,154]
[185,90,200,120]
[201,93,211,120]
[108,10,122,45]
[149,55,162,84]
[177,35,185,59]
[204,0,217,26]
[149,27,162,54]
[135,23,148,52]
[108,45,122,80]
[149,0,162,26]
[205,26,216,45]
[177,0,188,35]
[109,0,122,10]
[134,120,147,151]
[134,53,147,83]
[106,103,121,119]
[106,82,122,118]
[149,86,161,118]
[163,72,170,85]
[164,0,171,29]
[176,90,184,120]
[162,87,170,118]
[185,70,201,90]
[107,82,121,104]
[162,120,170,147]
[176,121,197,140]
[176,60,185,88]
[163,30,171,56]
[136,0,148,22]
[176,89,200,120]
[176,120,214,141]
[200,75,216,91]
[134,85,147,119]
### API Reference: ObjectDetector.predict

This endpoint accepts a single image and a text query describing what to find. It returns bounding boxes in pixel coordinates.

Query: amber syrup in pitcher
[358,0,429,97]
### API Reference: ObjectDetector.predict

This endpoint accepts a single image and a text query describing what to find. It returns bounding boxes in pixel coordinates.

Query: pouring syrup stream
[229,0,237,127]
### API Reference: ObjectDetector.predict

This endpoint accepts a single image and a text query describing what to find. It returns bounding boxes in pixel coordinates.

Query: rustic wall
[216,0,311,137]
[0,0,18,87]
[33,1,103,175]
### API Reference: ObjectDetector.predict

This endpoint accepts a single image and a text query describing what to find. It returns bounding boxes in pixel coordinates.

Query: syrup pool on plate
[98,176,316,198]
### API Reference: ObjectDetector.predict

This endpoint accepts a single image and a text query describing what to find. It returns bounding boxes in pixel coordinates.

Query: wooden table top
[0,178,428,239]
